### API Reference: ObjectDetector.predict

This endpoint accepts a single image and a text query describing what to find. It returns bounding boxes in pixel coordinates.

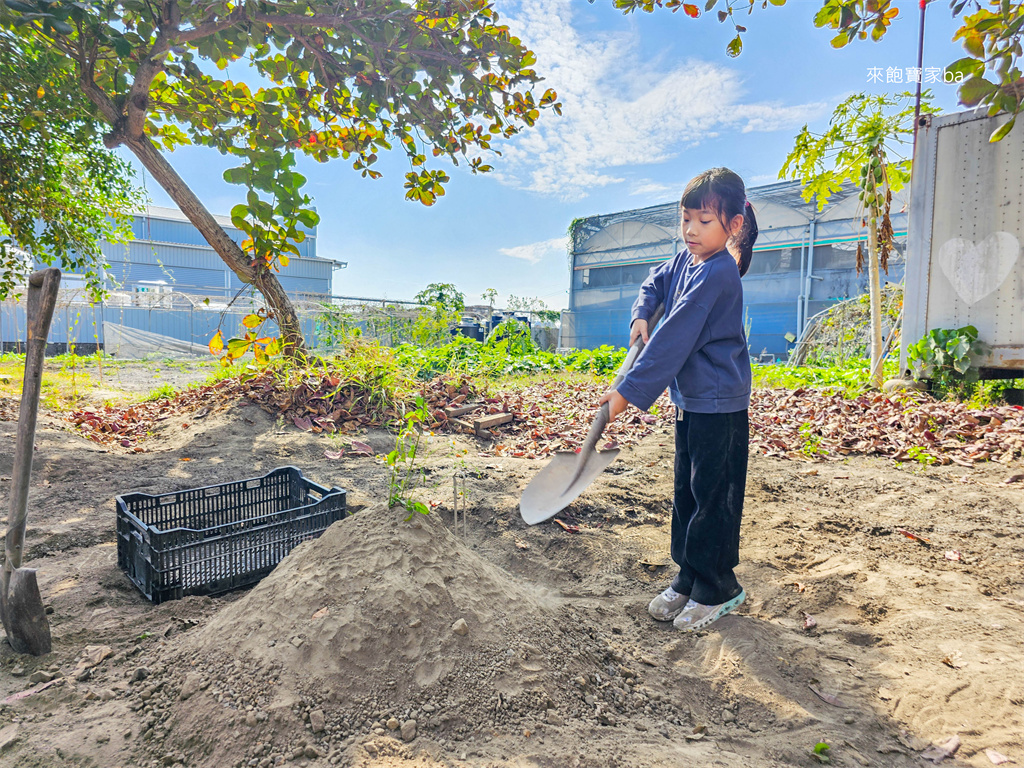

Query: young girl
[599,167,758,632]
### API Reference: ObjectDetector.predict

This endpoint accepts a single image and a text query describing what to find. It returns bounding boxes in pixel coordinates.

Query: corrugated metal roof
[140,205,237,230]
[137,205,318,237]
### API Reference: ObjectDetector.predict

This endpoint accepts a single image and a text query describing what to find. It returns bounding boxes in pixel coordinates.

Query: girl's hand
[629,318,649,346]
[598,389,630,423]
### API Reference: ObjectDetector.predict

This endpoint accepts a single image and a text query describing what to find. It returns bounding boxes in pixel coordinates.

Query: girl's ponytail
[733,200,759,277]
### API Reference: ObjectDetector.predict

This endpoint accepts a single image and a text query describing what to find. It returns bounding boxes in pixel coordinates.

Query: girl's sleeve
[616,265,724,412]
[630,257,673,326]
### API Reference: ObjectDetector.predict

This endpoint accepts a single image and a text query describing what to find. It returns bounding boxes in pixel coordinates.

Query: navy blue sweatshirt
[616,248,751,414]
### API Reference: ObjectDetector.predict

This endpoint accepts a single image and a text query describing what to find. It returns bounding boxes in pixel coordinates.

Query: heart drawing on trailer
[937,232,1020,305]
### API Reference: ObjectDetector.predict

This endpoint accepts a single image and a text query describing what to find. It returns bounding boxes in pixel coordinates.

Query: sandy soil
[0,399,1022,768]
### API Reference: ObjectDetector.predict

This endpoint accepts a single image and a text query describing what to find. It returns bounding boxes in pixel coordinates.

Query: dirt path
[0,402,1021,768]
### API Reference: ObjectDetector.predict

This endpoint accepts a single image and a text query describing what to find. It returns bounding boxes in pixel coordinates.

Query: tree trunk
[123,135,308,355]
[866,213,884,389]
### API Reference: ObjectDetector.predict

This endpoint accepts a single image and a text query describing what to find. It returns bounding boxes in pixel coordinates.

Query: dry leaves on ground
[750,388,1024,465]
[0,397,17,421]
[484,381,675,459]
[50,373,1024,468]
[67,379,242,449]
[921,735,961,763]
[985,748,1014,765]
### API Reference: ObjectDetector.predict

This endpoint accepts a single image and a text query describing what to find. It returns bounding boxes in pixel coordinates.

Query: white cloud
[746,173,783,186]
[630,180,672,197]
[492,0,827,200]
[499,236,568,265]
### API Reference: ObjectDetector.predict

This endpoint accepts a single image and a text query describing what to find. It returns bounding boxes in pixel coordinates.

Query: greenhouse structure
[560,180,909,357]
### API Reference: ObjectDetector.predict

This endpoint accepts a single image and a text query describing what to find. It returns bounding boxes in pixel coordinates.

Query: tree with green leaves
[616,0,1024,142]
[506,294,558,322]
[411,282,463,347]
[781,92,938,387]
[414,282,465,313]
[0,30,142,302]
[1,0,559,356]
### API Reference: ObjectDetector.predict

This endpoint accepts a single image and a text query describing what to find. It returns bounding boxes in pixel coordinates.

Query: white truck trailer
[901,110,1024,378]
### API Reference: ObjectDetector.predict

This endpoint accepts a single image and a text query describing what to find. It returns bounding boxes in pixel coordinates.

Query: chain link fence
[1,289,560,356]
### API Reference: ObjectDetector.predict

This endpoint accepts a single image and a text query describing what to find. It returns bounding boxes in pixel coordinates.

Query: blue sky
[129,0,969,310]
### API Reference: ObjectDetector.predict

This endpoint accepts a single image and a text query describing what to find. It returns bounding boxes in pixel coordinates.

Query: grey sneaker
[648,586,690,621]
[673,590,746,631]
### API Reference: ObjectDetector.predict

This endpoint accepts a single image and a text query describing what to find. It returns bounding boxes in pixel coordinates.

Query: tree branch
[79,66,120,127]
[123,132,253,280]
[124,0,179,139]
[174,17,238,43]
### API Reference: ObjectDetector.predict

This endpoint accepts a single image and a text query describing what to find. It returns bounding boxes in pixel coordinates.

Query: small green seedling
[384,395,432,520]
[906,446,937,466]
[799,422,825,457]
[812,742,831,764]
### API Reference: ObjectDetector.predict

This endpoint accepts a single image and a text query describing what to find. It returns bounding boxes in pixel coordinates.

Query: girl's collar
[683,247,730,265]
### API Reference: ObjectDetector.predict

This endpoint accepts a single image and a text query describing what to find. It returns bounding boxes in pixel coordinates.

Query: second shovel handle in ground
[6,268,62,578]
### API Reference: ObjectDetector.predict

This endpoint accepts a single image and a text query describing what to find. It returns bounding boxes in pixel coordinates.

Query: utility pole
[912,0,928,159]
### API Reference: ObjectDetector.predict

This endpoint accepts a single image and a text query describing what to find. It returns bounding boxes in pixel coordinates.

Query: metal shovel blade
[519,448,621,525]
[518,304,665,528]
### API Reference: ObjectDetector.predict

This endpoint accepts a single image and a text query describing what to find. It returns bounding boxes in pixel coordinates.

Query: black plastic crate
[116,467,346,604]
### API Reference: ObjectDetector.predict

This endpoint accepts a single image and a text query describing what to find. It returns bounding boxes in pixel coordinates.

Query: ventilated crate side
[150,503,339,601]
[127,469,298,532]
[116,467,346,603]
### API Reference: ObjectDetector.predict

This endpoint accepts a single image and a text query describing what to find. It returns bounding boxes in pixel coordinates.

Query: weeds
[61,308,84,403]
[907,325,991,400]
[144,383,178,402]
[798,422,825,457]
[393,337,628,380]
[963,378,1024,408]
[811,742,831,764]
[906,446,937,466]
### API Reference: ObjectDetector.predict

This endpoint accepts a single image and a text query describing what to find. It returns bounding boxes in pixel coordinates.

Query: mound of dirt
[147,506,686,766]
[189,503,562,695]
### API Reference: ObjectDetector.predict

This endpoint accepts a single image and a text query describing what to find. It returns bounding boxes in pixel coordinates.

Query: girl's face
[682,205,744,262]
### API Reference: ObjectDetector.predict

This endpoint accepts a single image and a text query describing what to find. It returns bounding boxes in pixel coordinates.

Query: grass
[0,352,230,411]
[2,339,1019,417]
[0,357,94,410]
[958,378,1024,409]
[752,358,901,398]
[143,383,178,401]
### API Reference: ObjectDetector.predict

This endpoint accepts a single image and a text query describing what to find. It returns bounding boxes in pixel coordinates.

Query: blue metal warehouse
[560,180,908,357]
[101,205,331,297]
[1,205,337,352]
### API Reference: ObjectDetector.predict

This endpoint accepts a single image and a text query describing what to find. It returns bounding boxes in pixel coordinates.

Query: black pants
[669,409,748,605]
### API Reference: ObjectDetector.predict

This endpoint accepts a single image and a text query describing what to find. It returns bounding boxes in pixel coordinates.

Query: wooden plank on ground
[444,403,483,418]
[450,418,475,434]
[473,413,513,431]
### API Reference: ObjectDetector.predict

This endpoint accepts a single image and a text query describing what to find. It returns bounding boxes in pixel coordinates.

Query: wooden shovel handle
[4,268,61,585]
[27,268,62,338]
[569,304,667,485]
[609,303,666,391]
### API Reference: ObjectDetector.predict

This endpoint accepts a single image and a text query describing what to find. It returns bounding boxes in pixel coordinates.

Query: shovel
[520,304,664,525]
[1,267,61,655]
